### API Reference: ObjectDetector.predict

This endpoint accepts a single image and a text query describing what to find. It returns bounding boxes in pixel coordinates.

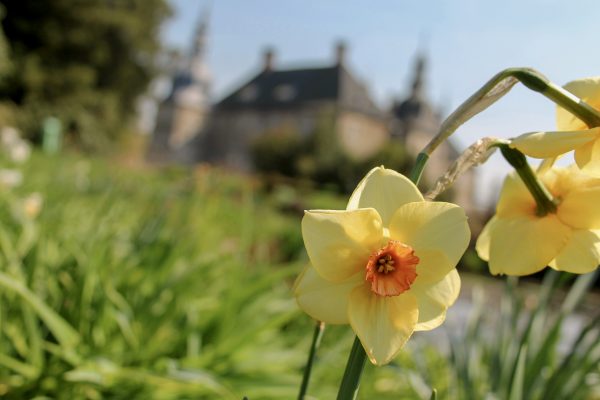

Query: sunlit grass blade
[0,272,80,348]
[508,344,526,400]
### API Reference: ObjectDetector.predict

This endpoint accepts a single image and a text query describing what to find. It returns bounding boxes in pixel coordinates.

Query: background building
[150,14,475,213]
[148,10,212,163]
[199,42,388,170]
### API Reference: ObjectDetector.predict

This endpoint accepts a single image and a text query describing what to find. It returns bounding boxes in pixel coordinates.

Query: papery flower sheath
[476,165,600,276]
[294,167,470,365]
[510,76,600,176]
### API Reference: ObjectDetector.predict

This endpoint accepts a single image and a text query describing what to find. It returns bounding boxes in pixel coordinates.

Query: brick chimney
[335,41,347,66]
[263,47,275,72]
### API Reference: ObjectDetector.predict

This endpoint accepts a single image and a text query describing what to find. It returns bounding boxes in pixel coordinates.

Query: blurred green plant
[447,270,600,400]
[251,124,305,177]
[0,152,313,399]
[0,152,443,399]
[251,111,413,193]
[0,0,170,148]
[0,152,598,399]
[0,5,11,82]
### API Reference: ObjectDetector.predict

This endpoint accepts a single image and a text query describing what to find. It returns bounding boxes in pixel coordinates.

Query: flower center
[365,240,419,297]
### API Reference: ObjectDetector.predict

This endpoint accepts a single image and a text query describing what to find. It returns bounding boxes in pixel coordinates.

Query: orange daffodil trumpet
[510,77,600,176]
[294,167,470,365]
[476,165,600,276]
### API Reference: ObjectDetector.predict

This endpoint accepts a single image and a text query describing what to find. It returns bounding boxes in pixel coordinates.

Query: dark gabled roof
[217,64,381,116]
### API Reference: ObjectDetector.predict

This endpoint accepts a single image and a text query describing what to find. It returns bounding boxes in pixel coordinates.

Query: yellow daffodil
[510,76,600,176]
[294,167,470,365]
[476,165,600,276]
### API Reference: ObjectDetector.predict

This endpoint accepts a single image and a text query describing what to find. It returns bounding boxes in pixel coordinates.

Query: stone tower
[149,8,212,163]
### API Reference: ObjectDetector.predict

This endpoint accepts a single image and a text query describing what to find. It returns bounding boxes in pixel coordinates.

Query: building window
[273,84,296,102]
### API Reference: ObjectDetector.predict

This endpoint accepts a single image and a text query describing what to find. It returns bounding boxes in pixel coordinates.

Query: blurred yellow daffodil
[511,77,600,176]
[294,167,470,365]
[476,165,600,276]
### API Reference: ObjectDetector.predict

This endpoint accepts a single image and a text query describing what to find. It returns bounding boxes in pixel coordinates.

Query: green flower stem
[419,68,600,174]
[497,143,557,216]
[535,80,600,128]
[336,337,368,400]
[298,321,325,400]
[409,152,429,186]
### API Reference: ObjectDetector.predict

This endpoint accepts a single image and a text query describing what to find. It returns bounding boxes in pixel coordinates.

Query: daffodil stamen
[377,254,396,273]
[366,240,419,297]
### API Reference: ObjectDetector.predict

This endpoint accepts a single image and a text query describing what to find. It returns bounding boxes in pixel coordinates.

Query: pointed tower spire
[410,52,426,99]
[410,33,429,99]
[189,4,211,85]
[192,5,209,57]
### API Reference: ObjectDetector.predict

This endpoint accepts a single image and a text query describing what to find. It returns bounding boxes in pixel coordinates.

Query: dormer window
[273,84,296,102]
[239,84,259,102]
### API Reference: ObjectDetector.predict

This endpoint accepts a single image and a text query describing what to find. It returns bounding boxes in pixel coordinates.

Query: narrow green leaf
[429,388,437,400]
[0,272,79,348]
[0,353,39,379]
[508,344,526,400]
[560,271,598,316]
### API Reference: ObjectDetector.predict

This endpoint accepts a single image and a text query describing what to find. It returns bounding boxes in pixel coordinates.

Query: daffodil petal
[574,136,600,177]
[549,230,600,274]
[348,284,418,365]
[487,215,571,276]
[537,157,559,174]
[346,166,423,226]
[495,172,536,218]
[557,77,600,131]
[475,216,496,261]
[294,266,362,324]
[302,209,383,282]
[413,269,460,332]
[510,128,599,159]
[557,169,600,229]
[389,201,470,269]
[411,249,454,287]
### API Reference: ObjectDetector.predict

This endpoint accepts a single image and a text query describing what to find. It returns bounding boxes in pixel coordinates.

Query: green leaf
[429,388,437,400]
[0,272,79,348]
[508,344,526,400]
[0,353,39,379]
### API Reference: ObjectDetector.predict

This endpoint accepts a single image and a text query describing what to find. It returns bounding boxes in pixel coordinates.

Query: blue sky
[162,0,600,206]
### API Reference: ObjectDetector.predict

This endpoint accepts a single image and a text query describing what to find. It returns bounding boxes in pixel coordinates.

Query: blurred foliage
[0,151,598,398]
[0,5,11,81]
[251,124,304,177]
[0,0,170,148]
[251,111,413,193]
[0,152,307,398]
[447,271,600,400]
[0,151,439,399]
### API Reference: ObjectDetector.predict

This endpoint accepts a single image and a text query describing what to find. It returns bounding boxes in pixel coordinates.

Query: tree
[0,0,170,148]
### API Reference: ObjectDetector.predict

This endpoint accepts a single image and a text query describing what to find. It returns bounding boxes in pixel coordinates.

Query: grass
[0,153,311,398]
[0,151,597,399]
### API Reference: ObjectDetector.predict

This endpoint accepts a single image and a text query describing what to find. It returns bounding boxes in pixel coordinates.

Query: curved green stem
[297,321,325,400]
[496,144,557,216]
[409,152,429,186]
[336,337,368,400]
[529,80,600,128]
[422,68,518,157]
[419,67,600,174]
